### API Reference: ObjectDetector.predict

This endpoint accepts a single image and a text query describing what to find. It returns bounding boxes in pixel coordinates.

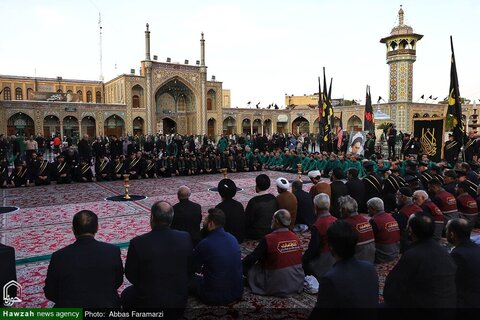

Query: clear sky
[0,0,478,108]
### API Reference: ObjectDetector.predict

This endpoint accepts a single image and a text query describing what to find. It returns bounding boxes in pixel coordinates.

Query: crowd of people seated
[2,129,480,314]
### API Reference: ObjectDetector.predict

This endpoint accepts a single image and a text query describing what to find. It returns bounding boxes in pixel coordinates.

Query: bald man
[171,186,203,245]
[243,209,304,296]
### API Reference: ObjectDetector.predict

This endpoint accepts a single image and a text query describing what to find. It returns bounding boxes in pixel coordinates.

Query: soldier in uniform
[95,156,112,182]
[126,153,141,179]
[143,156,157,179]
[112,155,125,180]
[157,154,169,178]
[363,161,382,199]
[33,153,51,186]
[444,134,461,167]
[455,169,478,198]
[188,153,200,175]
[463,131,478,163]
[418,161,434,189]
[455,181,479,228]
[175,153,189,176]
[54,154,71,184]
[202,153,213,174]
[7,161,30,188]
[166,155,176,177]
[430,164,445,185]
[75,158,93,182]
[382,167,405,212]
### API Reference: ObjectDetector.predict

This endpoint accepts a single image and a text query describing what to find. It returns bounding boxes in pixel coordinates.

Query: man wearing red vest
[242,209,304,296]
[367,197,400,263]
[428,178,460,229]
[302,193,337,281]
[338,195,375,264]
[455,181,479,228]
[392,187,423,253]
[413,190,444,241]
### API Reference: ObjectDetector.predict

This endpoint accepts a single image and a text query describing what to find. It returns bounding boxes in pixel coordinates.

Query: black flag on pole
[364,85,374,132]
[447,36,464,146]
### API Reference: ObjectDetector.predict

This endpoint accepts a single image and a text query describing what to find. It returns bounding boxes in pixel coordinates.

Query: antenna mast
[99,12,104,82]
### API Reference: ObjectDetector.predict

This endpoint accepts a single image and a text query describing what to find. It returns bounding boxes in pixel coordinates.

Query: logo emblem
[3,280,22,307]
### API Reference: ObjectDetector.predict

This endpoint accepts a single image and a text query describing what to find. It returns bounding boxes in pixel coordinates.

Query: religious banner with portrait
[413,118,445,163]
[347,131,367,157]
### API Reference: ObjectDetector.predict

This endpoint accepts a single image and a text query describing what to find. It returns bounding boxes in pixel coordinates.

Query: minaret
[145,23,151,61]
[380,6,423,103]
[144,23,153,134]
[200,32,207,135]
[380,6,423,132]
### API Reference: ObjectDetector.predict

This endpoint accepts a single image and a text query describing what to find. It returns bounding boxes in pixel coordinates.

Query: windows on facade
[86,91,92,102]
[15,88,23,100]
[3,87,11,100]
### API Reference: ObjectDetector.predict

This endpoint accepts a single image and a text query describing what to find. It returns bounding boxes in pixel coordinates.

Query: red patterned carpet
[0,171,467,315]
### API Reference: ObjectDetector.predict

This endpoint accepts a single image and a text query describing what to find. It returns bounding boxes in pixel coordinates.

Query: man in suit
[122,201,193,312]
[192,208,243,305]
[346,168,367,213]
[245,174,279,240]
[291,180,315,232]
[309,220,378,314]
[0,243,17,307]
[384,212,457,308]
[171,186,202,246]
[44,210,123,308]
[329,168,348,218]
[446,218,480,308]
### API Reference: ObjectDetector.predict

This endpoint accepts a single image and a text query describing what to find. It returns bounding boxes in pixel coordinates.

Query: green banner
[0,309,82,320]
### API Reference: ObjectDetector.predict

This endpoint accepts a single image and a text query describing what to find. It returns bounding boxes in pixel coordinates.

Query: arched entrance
[7,113,34,137]
[162,118,176,134]
[133,117,145,136]
[63,116,80,141]
[223,117,236,135]
[44,115,61,138]
[242,119,251,135]
[104,115,125,137]
[292,116,310,134]
[347,115,362,132]
[263,119,272,136]
[207,118,216,138]
[81,116,96,138]
[155,78,196,134]
[252,119,262,134]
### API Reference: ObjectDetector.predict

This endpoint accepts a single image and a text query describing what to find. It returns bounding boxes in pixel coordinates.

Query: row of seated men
[0,150,266,187]
[2,173,477,312]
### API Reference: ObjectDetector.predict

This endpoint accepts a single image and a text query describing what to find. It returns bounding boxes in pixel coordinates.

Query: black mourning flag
[447,36,464,145]
[364,85,374,132]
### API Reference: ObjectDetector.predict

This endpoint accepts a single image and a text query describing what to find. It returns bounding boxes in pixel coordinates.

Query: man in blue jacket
[193,208,243,305]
